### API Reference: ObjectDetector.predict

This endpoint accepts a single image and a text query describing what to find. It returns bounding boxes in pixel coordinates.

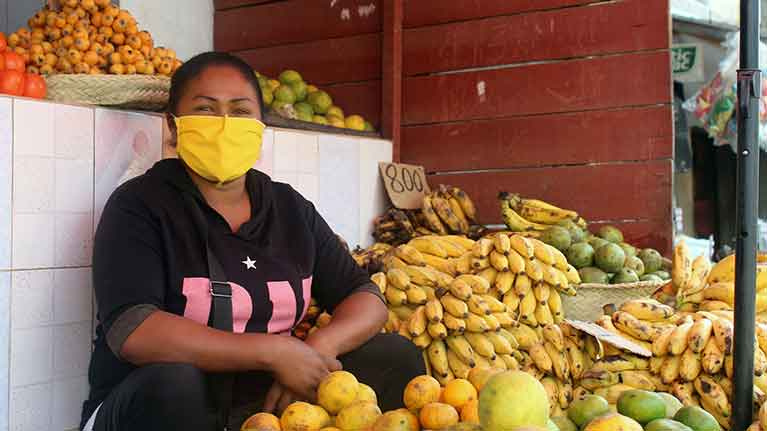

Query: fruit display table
[0,95,391,431]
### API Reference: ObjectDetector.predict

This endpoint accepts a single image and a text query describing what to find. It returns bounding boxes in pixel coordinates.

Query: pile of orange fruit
[0,34,46,99]
[4,0,182,77]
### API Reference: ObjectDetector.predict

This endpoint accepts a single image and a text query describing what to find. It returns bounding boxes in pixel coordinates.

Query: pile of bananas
[499,192,587,233]
[671,242,767,313]
[292,299,329,340]
[370,232,582,388]
[372,209,417,245]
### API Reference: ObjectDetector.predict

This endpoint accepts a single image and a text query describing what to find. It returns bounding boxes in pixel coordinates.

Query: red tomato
[0,70,25,96]
[3,52,25,73]
[23,73,46,99]
[0,33,6,53]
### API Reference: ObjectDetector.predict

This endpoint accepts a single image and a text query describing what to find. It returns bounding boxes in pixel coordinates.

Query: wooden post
[382,0,403,161]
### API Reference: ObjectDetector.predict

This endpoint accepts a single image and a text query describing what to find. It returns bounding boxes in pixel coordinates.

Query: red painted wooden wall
[214,0,673,253]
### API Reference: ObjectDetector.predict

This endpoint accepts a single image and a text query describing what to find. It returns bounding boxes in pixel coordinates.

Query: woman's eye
[232,109,252,116]
[194,106,214,112]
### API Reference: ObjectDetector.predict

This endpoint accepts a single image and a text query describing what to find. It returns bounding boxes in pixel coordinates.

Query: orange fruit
[460,400,480,424]
[442,379,478,410]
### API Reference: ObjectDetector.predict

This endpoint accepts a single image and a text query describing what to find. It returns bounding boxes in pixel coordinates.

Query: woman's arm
[304,290,387,358]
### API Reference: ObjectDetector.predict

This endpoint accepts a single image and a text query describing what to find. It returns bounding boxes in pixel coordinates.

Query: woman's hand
[270,336,342,401]
[263,381,298,414]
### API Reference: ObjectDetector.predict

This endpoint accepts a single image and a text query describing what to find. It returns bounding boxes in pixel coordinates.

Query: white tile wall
[0,96,392,430]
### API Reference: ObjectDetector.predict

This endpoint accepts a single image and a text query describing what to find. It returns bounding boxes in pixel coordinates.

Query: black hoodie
[82,159,377,422]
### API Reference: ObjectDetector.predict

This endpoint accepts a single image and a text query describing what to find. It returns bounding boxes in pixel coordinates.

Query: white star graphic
[242,256,257,270]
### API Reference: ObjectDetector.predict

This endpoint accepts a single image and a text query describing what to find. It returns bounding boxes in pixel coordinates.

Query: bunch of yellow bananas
[420,185,478,236]
[351,242,392,275]
[498,192,587,233]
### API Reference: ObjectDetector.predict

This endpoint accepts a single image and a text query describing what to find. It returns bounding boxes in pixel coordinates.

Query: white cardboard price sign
[379,162,431,210]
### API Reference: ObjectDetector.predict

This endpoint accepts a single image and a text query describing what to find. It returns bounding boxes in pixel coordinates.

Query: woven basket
[563,280,668,321]
[45,74,171,111]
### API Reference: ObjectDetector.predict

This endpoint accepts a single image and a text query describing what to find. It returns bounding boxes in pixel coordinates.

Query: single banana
[515,273,533,298]
[443,313,467,334]
[534,282,552,303]
[580,369,619,390]
[446,194,471,233]
[427,321,448,340]
[409,237,448,258]
[464,332,497,359]
[542,324,565,351]
[500,354,520,371]
[488,354,508,371]
[483,313,502,332]
[467,295,491,316]
[701,337,724,374]
[447,348,473,378]
[404,265,437,287]
[701,282,734,304]
[672,382,700,407]
[680,347,702,382]
[497,328,520,349]
[390,305,415,321]
[426,339,450,378]
[545,341,570,381]
[441,293,469,318]
[564,337,586,380]
[672,241,692,293]
[688,318,713,353]
[371,272,387,294]
[425,299,443,323]
[465,313,490,333]
[694,375,731,424]
[510,324,540,350]
[535,301,554,327]
[422,196,448,235]
[448,279,473,301]
[618,370,657,391]
[519,293,538,327]
[612,311,660,342]
[457,274,491,295]
[494,271,515,296]
[505,193,580,224]
[449,187,477,223]
[485,331,514,354]
[493,233,512,255]
[387,268,411,291]
[661,355,682,384]
[525,258,544,283]
[709,254,736,287]
[422,253,456,275]
[383,255,408,271]
[395,244,426,267]
[669,319,695,355]
[540,266,563,291]
[434,367,455,387]
[503,290,521,312]
[620,298,675,321]
[384,310,400,333]
[406,286,428,305]
[432,236,466,258]
[385,287,408,306]
[480,294,506,313]
[564,264,582,285]
[684,255,712,299]
[725,354,734,378]
[584,334,604,361]
[446,335,475,365]
[431,193,463,233]
[472,238,494,258]
[540,377,560,413]
[529,342,553,374]
[408,306,428,337]
[529,238,555,266]
[591,355,637,372]
[549,290,564,323]
[489,250,510,272]
[412,331,432,349]
[712,317,734,355]
[755,344,767,376]
[510,235,535,260]
[475,268,498,288]
[471,256,490,271]
[473,353,491,370]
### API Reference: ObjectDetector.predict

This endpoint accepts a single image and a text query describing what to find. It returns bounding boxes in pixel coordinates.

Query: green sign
[672,44,704,83]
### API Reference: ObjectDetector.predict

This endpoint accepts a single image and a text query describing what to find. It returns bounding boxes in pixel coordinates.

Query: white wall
[120,0,214,61]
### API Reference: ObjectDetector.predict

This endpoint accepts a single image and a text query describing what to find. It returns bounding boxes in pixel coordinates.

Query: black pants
[89,334,424,431]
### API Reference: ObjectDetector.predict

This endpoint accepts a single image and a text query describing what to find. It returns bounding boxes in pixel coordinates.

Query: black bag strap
[183,193,234,431]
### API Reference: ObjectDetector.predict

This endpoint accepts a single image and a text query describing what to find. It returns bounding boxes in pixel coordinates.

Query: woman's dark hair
[166,51,265,116]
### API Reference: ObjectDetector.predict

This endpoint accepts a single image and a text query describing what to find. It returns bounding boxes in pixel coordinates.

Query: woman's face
[174,64,262,120]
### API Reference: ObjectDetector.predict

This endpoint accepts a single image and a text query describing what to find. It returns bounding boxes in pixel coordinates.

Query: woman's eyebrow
[230,97,255,103]
[193,95,218,102]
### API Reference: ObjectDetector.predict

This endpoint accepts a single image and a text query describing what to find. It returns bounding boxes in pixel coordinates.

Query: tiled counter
[0,96,392,431]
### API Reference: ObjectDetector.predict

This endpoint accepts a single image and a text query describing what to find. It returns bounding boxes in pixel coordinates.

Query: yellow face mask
[175,115,266,186]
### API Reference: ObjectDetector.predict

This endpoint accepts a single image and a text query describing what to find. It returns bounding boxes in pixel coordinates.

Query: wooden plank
[403,0,669,75]
[324,81,382,128]
[214,0,271,10]
[401,106,673,172]
[403,51,671,125]
[589,219,673,256]
[403,0,603,28]
[215,0,382,52]
[382,0,403,160]
[236,34,381,86]
[263,112,381,138]
[427,160,672,224]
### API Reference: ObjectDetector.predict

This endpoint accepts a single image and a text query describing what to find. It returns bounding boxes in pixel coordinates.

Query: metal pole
[732,0,761,428]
